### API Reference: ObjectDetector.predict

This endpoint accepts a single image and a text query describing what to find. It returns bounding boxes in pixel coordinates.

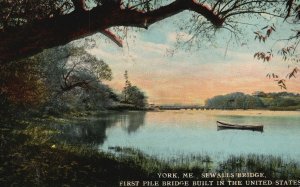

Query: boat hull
[217,121,263,132]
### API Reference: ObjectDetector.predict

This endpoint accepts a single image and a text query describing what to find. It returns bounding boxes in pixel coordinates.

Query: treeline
[205,92,300,110]
[0,45,148,117]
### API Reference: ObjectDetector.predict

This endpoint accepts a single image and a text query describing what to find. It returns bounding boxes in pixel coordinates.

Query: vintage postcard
[1,0,300,186]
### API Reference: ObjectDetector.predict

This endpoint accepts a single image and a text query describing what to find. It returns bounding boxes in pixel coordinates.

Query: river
[53,110,300,161]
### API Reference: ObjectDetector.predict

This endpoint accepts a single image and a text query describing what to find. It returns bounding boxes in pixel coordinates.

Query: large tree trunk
[0,0,224,64]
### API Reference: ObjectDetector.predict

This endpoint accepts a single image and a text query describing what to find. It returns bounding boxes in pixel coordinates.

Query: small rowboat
[217,121,263,132]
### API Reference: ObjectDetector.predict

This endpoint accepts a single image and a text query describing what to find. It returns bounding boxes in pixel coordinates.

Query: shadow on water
[52,112,146,146]
[121,111,146,134]
[217,127,264,133]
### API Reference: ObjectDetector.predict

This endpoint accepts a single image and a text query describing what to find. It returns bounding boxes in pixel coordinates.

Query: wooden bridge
[157,105,212,110]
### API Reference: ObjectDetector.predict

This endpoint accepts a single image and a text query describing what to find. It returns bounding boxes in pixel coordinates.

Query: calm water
[54,110,300,161]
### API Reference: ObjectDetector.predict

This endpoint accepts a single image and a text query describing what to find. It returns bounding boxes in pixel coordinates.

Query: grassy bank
[1,116,300,186]
[0,117,151,186]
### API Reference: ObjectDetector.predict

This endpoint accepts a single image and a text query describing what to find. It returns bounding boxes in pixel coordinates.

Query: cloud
[87,15,300,105]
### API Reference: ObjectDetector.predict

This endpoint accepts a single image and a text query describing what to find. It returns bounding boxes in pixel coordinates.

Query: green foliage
[121,71,147,108]
[0,57,49,114]
[124,86,148,108]
[35,45,118,114]
[205,92,264,109]
[206,91,300,110]
[38,46,113,91]
[0,44,118,116]
[257,91,300,110]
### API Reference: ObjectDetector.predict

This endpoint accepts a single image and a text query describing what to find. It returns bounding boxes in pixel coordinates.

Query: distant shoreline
[151,107,300,112]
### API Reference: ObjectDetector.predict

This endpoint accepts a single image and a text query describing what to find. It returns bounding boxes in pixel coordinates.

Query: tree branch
[60,80,88,92]
[100,29,123,47]
[71,0,86,12]
[224,10,283,19]
[141,0,224,28]
[0,0,223,64]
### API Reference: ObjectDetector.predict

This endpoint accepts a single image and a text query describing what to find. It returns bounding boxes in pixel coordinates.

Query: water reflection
[101,110,300,160]
[52,110,300,161]
[52,112,146,146]
[121,112,146,133]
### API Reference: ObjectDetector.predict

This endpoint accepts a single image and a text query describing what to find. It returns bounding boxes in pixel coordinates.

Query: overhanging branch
[100,29,123,47]
[0,0,224,64]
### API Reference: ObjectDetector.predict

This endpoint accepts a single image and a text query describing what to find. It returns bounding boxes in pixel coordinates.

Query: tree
[34,45,112,94]
[205,92,264,109]
[126,86,148,108]
[0,57,48,109]
[39,46,117,112]
[122,70,147,108]
[122,70,131,103]
[0,0,291,64]
[53,47,112,92]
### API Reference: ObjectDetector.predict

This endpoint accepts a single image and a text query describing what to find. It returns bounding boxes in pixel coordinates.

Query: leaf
[277,79,287,89]
[261,25,268,30]
[271,26,276,31]
[266,28,272,37]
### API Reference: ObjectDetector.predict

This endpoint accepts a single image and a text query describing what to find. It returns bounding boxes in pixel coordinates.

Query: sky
[86,9,300,105]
